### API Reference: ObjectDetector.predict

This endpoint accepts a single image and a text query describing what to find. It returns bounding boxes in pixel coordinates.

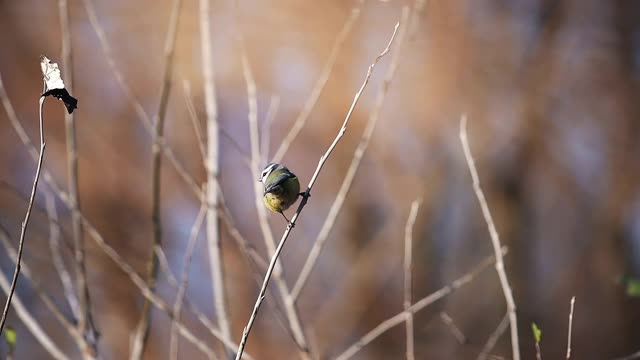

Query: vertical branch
[459,115,520,360]
[131,0,183,358]
[44,192,81,321]
[170,199,208,360]
[403,199,420,360]
[234,20,402,360]
[0,92,46,335]
[291,5,411,300]
[199,0,232,351]
[566,296,575,359]
[260,95,279,165]
[58,0,97,355]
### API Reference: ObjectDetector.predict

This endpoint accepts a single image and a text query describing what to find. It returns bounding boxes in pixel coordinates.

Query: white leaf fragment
[40,55,66,91]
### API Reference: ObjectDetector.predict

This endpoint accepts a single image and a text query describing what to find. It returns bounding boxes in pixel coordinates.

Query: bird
[258,163,304,225]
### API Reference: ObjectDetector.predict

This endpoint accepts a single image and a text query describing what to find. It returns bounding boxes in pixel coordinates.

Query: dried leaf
[40,55,78,114]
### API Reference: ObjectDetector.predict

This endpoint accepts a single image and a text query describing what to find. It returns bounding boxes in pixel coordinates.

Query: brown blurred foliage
[1,0,640,359]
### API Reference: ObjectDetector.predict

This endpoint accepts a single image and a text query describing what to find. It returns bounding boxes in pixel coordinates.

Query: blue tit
[259,163,302,224]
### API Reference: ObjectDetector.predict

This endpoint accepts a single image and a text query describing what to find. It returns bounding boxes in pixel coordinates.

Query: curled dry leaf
[40,55,78,114]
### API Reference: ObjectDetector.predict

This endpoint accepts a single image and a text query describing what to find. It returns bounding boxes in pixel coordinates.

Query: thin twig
[170,199,208,360]
[239,21,311,358]
[0,89,46,335]
[404,198,421,360]
[235,20,402,360]
[0,72,72,210]
[334,248,507,360]
[82,0,202,199]
[131,0,183,357]
[199,0,232,352]
[183,79,251,166]
[260,94,279,164]
[81,216,244,359]
[440,312,466,345]
[58,1,97,355]
[0,270,69,360]
[271,0,364,164]
[476,312,509,360]
[566,296,575,359]
[44,192,81,322]
[0,68,232,358]
[183,80,207,160]
[614,351,640,360]
[292,5,411,300]
[0,226,85,349]
[460,115,520,360]
[535,338,542,360]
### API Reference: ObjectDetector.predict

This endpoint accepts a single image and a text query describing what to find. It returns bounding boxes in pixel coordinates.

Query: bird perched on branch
[259,163,304,225]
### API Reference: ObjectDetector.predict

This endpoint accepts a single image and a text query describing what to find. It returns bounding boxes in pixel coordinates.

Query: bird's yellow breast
[262,176,300,213]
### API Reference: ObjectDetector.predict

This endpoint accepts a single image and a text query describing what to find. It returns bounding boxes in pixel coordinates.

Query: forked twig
[234,20,402,360]
[460,115,520,360]
[334,248,507,360]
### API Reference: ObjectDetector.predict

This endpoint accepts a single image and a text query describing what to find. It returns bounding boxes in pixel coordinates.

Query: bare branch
[82,0,203,199]
[0,83,46,335]
[292,5,411,300]
[566,296,575,359]
[439,312,466,345]
[81,215,245,359]
[0,271,69,360]
[1,61,235,359]
[235,19,402,360]
[44,192,80,322]
[614,351,640,360]
[476,312,509,360]
[131,0,184,356]
[460,115,520,360]
[170,200,208,360]
[260,95,279,164]
[404,198,421,360]
[240,24,311,358]
[0,226,87,358]
[58,0,97,355]
[199,0,232,352]
[334,248,507,360]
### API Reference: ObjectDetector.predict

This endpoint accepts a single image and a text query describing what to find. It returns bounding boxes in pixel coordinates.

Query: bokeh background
[1,0,640,359]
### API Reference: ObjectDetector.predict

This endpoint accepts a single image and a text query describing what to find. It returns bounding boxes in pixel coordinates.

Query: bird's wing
[263,172,295,195]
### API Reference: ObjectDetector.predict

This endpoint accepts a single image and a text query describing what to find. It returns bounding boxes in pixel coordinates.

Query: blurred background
[1,0,640,359]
